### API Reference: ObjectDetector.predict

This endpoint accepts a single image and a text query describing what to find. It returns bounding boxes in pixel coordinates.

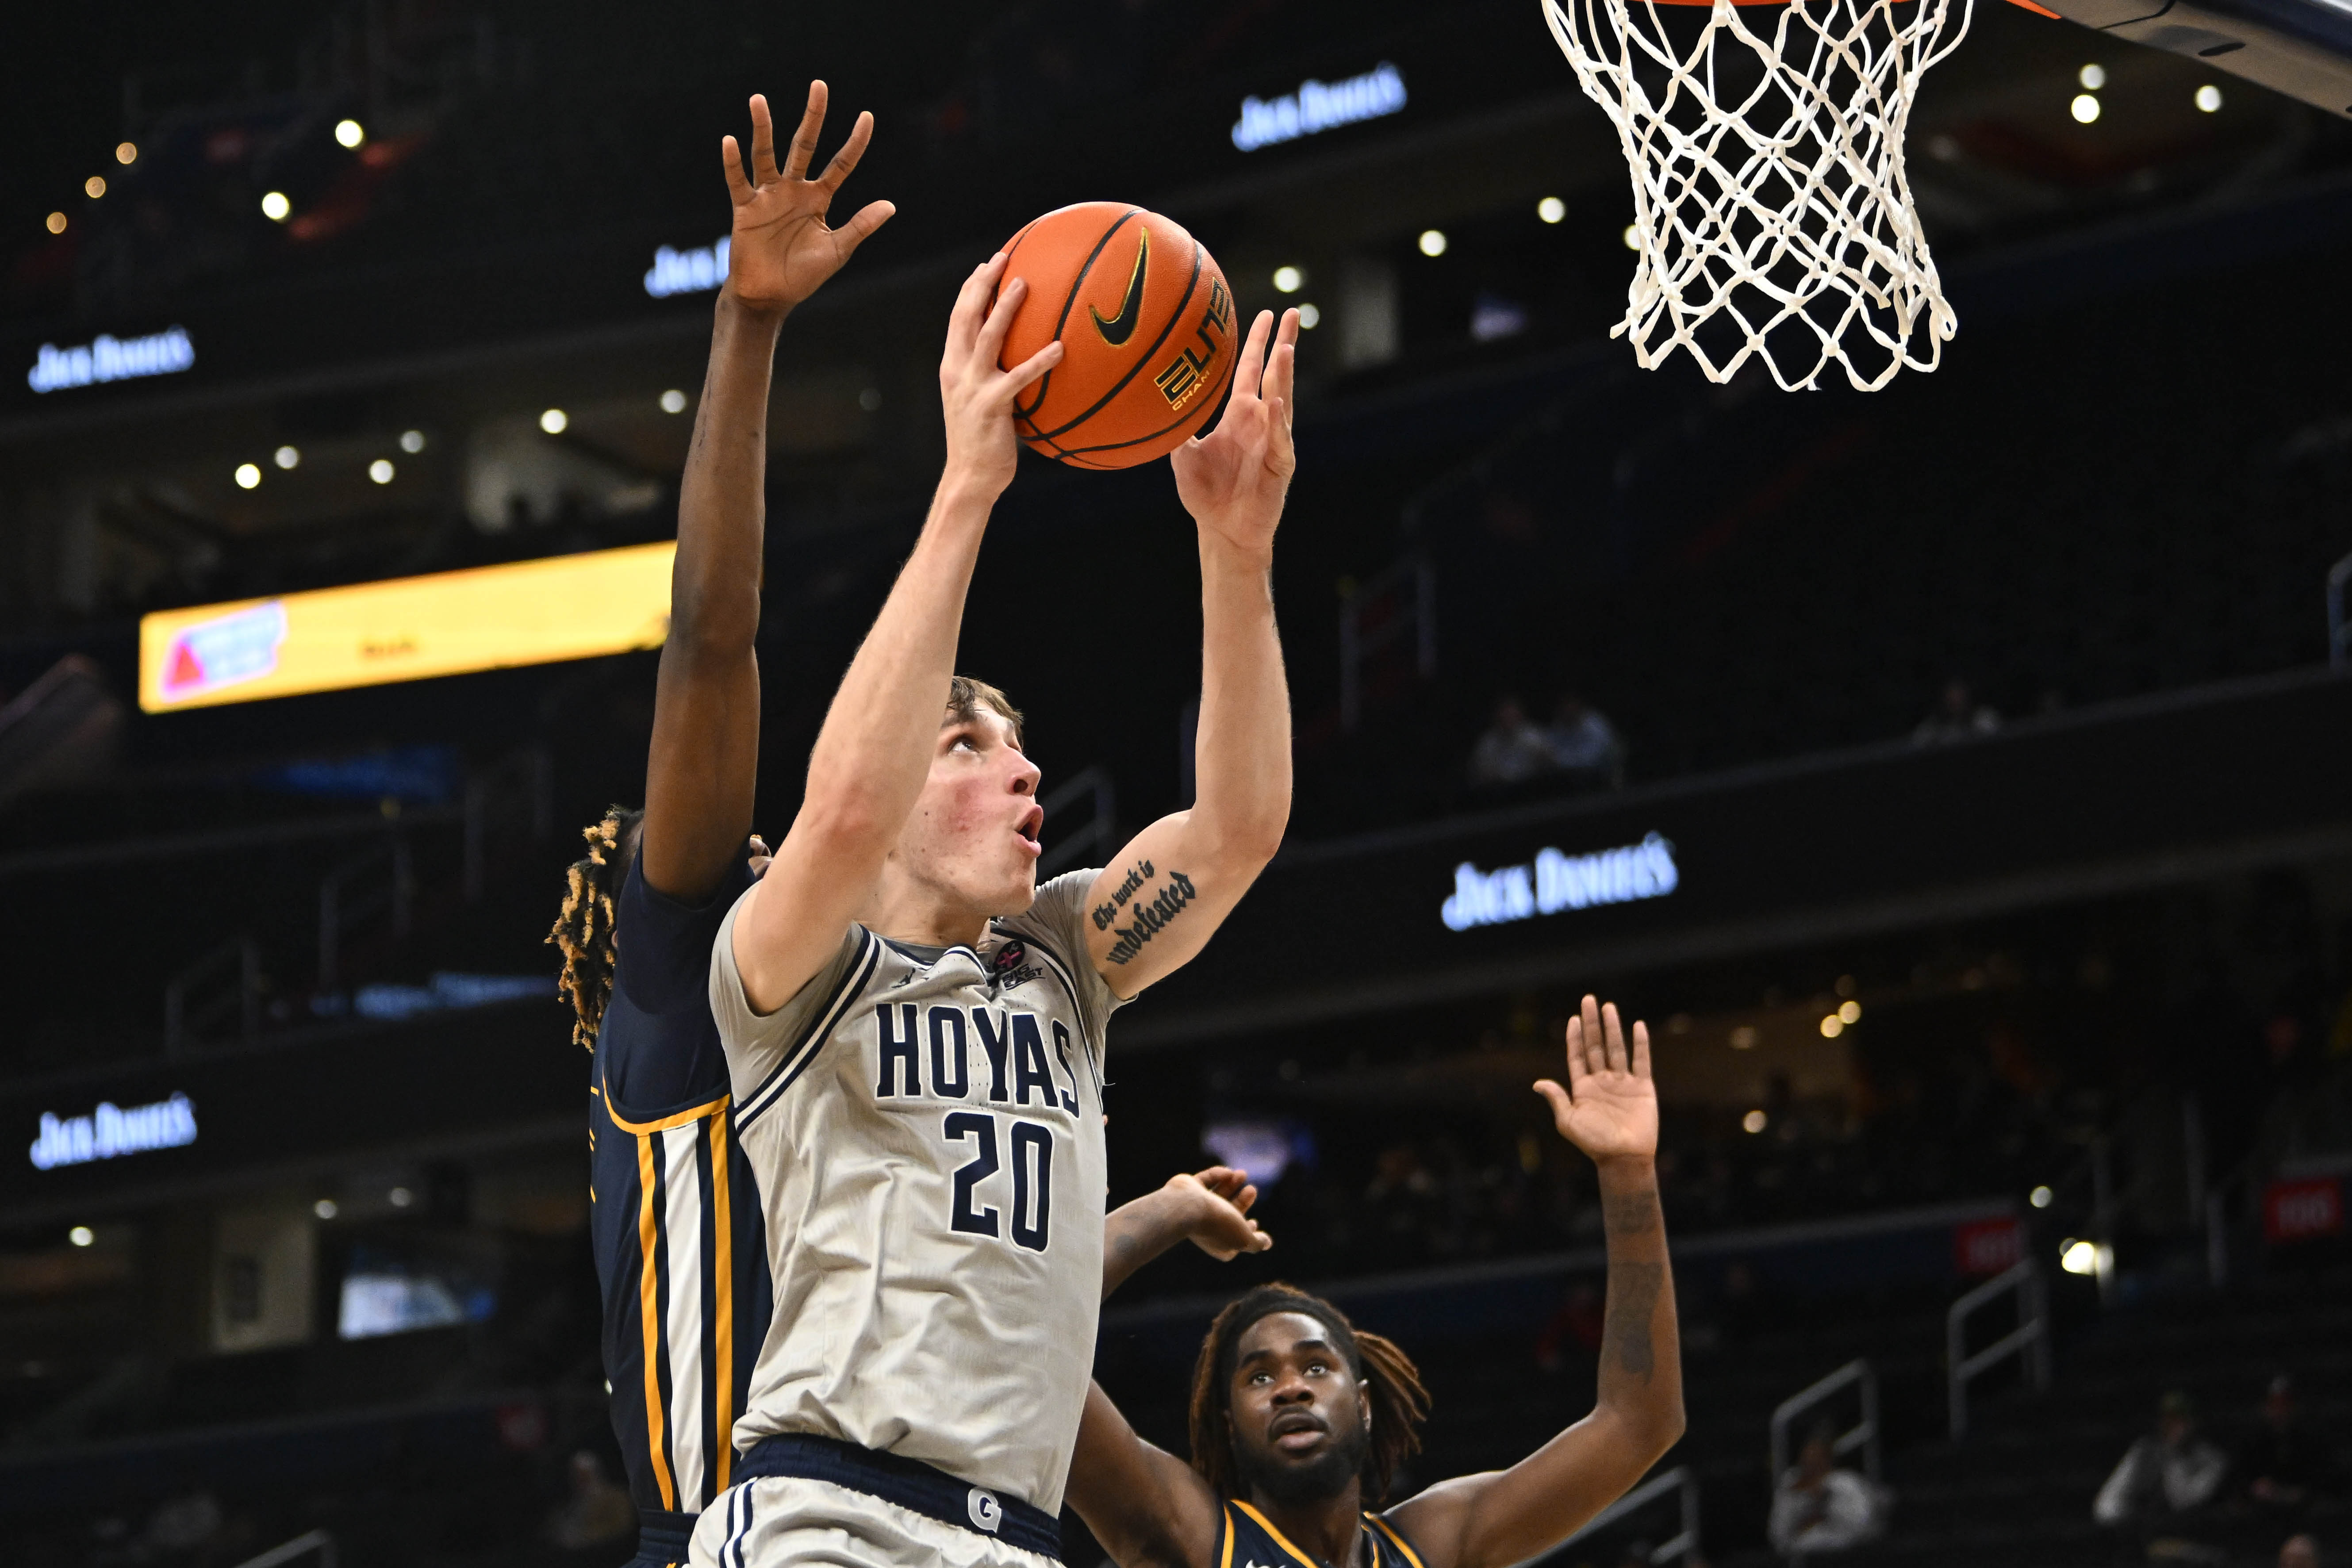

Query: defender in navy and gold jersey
[1073,997,1688,1568]
[696,191,1301,1565]
[548,81,895,1568]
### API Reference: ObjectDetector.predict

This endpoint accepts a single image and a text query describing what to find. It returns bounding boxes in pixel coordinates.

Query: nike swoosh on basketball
[1090,226,1151,347]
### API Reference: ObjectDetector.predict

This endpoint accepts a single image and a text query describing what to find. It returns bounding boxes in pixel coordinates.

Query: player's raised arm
[1101,1165,1271,1300]
[641,83,893,900]
[1079,308,1299,997]
[1388,997,1685,1568]
[730,254,1063,1012]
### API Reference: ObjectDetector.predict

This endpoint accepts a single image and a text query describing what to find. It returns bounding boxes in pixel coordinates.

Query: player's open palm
[1173,307,1299,559]
[722,84,895,312]
[1535,994,1658,1166]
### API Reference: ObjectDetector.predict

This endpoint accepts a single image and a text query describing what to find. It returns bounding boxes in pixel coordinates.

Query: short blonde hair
[948,675,1023,745]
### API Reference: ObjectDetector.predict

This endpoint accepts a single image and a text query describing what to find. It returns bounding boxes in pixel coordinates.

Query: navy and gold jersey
[1219,1499,1429,1568]
[590,854,773,1564]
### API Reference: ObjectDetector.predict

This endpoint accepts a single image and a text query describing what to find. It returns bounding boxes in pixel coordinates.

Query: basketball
[994,202,1238,469]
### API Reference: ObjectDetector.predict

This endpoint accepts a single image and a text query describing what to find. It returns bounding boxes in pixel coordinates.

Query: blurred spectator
[1911,678,2000,745]
[1469,695,1555,787]
[2280,1535,2320,1568]
[2095,1392,2228,1530]
[544,1449,633,1551]
[2236,1376,2339,1514]
[1769,1422,1886,1556]
[1545,691,1625,786]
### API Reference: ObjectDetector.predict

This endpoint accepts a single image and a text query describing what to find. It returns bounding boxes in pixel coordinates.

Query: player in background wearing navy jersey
[1080,997,1686,1568]
[546,83,893,1568]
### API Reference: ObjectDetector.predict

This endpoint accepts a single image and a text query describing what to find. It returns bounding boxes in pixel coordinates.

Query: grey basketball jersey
[708,870,1121,1513]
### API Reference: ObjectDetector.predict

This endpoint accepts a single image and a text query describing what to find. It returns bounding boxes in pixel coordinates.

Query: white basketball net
[1542,0,1972,391]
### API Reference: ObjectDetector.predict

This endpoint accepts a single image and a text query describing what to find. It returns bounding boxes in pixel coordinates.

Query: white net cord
[1542,0,1973,390]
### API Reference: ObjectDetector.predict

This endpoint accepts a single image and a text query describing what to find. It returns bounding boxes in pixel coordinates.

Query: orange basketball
[995,202,1238,469]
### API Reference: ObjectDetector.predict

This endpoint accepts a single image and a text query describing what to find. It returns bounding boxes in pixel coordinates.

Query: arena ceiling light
[69,1226,94,1247]
[2078,62,2107,88]
[1417,228,1447,257]
[261,190,291,221]
[2030,1185,2054,1208]
[2196,84,2225,111]
[1537,196,1566,224]
[1296,303,1320,329]
[45,211,66,234]
[369,459,395,484]
[234,463,262,489]
[1272,265,1304,292]
[2071,93,2102,123]
[540,408,568,434]
[399,429,426,452]
[658,389,687,414]
[84,176,106,199]
[274,445,300,470]
[335,118,366,148]
[115,142,137,165]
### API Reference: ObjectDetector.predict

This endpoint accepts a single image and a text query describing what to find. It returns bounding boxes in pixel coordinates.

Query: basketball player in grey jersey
[695,242,1301,1568]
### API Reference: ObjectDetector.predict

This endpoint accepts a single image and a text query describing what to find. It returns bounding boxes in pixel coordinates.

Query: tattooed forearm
[1602,1185,1663,1237]
[1606,1262,1665,1380]
[1103,870,1198,966]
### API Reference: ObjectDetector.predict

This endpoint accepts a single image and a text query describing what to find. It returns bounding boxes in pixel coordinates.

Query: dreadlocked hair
[548,805,643,1051]
[1186,1283,1431,1506]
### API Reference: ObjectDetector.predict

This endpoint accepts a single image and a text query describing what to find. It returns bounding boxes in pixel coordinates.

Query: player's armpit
[1388,1408,1681,1568]
[1066,1382,1222,1568]
[1078,809,1271,998]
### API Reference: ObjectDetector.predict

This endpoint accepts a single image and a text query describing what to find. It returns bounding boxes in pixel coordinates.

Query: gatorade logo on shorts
[968,1487,1003,1534]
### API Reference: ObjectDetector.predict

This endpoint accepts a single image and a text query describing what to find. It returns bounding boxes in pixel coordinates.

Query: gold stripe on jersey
[1366,1512,1429,1568]
[708,1109,737,1493]
[636,1132,675,1510]
[602,1075,731,1136]
[1233,1500,1320,1567]
[1228,1501,1427,1568]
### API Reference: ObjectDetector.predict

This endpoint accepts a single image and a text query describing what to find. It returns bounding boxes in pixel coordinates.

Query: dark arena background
[4,2,2352,1565]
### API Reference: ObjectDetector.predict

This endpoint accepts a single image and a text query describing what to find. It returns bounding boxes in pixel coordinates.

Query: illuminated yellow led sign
[139,541,674,712]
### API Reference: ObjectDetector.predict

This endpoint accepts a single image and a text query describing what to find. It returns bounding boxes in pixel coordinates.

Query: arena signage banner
[1440,832,1678,930]
[25,326,196,394]
[1129,669,2352,1044]
[1231,62,1408,151]
[138,541,675,711]
[27,1093,198,1170]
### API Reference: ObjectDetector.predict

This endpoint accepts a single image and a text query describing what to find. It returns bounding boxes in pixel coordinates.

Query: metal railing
[2329,549,2352,668]
[1038,766,1117,878]
[1339,553,1435,730]
[1770,1358,1881,1492]
[231,1530,336,1568]
[1546,1464,1702,1565]
[318,840,414,991]
[1947,1261,2052,1440]
[164,935,261,1056]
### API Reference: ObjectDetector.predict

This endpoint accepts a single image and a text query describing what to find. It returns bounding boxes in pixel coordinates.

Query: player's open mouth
[1015,805,1044,856]
[1270,1411,1326,1451]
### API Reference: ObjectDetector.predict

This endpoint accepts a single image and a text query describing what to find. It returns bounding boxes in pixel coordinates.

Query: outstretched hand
[938,253,1063,498]
[1535,994,1659,1167]
[1166,1165,1272,1261]
[1171,307,1298,561]
[722,83,895,313]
